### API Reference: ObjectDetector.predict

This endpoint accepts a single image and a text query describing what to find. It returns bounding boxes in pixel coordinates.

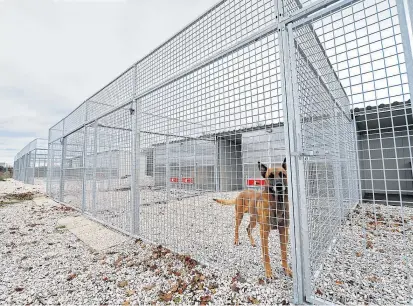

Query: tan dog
[213,159,292,279]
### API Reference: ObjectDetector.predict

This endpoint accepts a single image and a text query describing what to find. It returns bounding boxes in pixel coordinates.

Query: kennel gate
[45,0,413,303]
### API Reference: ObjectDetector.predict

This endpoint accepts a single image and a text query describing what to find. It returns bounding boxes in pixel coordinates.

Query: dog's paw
[234,241,240,246]
[284,267,293,278]
[265,273,275,280]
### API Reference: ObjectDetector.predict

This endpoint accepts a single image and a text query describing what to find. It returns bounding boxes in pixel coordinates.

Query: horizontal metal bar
[49,102,133,143]
[290,0,362,28]
[282,0,344,25]
[97,123,131,132]
[142,130,215,143]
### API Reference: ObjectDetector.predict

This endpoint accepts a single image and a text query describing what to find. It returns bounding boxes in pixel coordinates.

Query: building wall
[242,127,286,187]
[153,139,217,191]
[358,131,413,195]
[217,138,243,191]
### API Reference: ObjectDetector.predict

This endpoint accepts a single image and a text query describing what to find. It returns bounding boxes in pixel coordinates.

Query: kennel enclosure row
[46,0,413,304]
[13,138,48,185]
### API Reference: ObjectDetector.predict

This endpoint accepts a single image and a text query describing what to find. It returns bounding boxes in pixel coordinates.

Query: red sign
[247,179,266,186]
[181,177,194,184]
[170,177,194,184]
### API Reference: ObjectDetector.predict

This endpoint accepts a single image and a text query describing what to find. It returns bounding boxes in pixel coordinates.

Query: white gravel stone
[1,179,413,304]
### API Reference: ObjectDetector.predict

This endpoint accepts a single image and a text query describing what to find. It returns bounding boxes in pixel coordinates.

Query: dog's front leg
[259,223,273,279]
[279,226,292,277]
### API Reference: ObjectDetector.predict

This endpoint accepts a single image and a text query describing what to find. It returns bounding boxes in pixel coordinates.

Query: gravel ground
[2,179,413,305]
[313,203,413,305]
[0,179,292,305]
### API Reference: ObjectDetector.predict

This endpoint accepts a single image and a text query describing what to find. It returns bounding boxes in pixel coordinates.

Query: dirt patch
[0,192,36,206]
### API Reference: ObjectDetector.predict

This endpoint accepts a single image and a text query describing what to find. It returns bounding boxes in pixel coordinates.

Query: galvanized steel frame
[44,0,413,304]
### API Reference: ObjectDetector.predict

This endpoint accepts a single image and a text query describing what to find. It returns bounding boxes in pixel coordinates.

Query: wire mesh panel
[48,140,62,200]
[34,148,48,186]
[83,123,96,214]
[25,151,35,184]
[86,67,135,123]
[62,129,85,210]
[136,25,295,298]
[13,139,48,188]
[90,105,134,233]
[285,0,413,303]
[135,0,277,95]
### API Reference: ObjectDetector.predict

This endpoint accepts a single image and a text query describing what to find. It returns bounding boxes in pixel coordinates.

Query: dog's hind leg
[279,226,292,277]
[247,214,257,247]
[234,204,244,246]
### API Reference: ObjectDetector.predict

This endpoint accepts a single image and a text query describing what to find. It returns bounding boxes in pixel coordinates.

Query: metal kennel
[13,138,48,186]
[46,0,413,303]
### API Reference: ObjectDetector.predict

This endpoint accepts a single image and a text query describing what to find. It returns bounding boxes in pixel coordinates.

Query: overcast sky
[0,0,220,164]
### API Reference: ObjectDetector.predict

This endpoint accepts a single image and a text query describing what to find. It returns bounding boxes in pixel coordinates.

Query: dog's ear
[282,158,287,171]
[258,162,268,178]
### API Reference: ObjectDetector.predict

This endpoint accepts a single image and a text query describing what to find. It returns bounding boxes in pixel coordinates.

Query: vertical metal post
[131,63,141,235]
[166,134,170,201]
[81,103,89,212]
[19,158,21,181]
[92,120,99,215]
[24,153,28,184]
[46,140,51,194]
[82,125,88,212]
[49,143,55,197]
[178,143,182,191]
[214,136,220,192]
[397,0,413,100]
[279,20,312,303]
[333,110,344,220]
[33,148,37,185]
[279,24,304,304]
[193,140,197,191]
[289,21,313,303]
[59,137,66,202]
[131,99,141,235]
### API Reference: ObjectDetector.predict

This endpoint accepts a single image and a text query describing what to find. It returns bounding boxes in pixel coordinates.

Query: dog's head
[258,158,288,194]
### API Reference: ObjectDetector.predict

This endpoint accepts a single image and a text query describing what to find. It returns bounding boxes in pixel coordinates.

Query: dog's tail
[213,198,236,205]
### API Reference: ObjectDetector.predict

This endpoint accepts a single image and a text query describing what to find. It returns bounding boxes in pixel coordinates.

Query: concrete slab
[33,197,56,207]
[57,216,96,230]
[57,216,129,251]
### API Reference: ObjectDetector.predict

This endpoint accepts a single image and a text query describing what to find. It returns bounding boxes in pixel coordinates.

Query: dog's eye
[278,172,285,178]
[268,173,275,179]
